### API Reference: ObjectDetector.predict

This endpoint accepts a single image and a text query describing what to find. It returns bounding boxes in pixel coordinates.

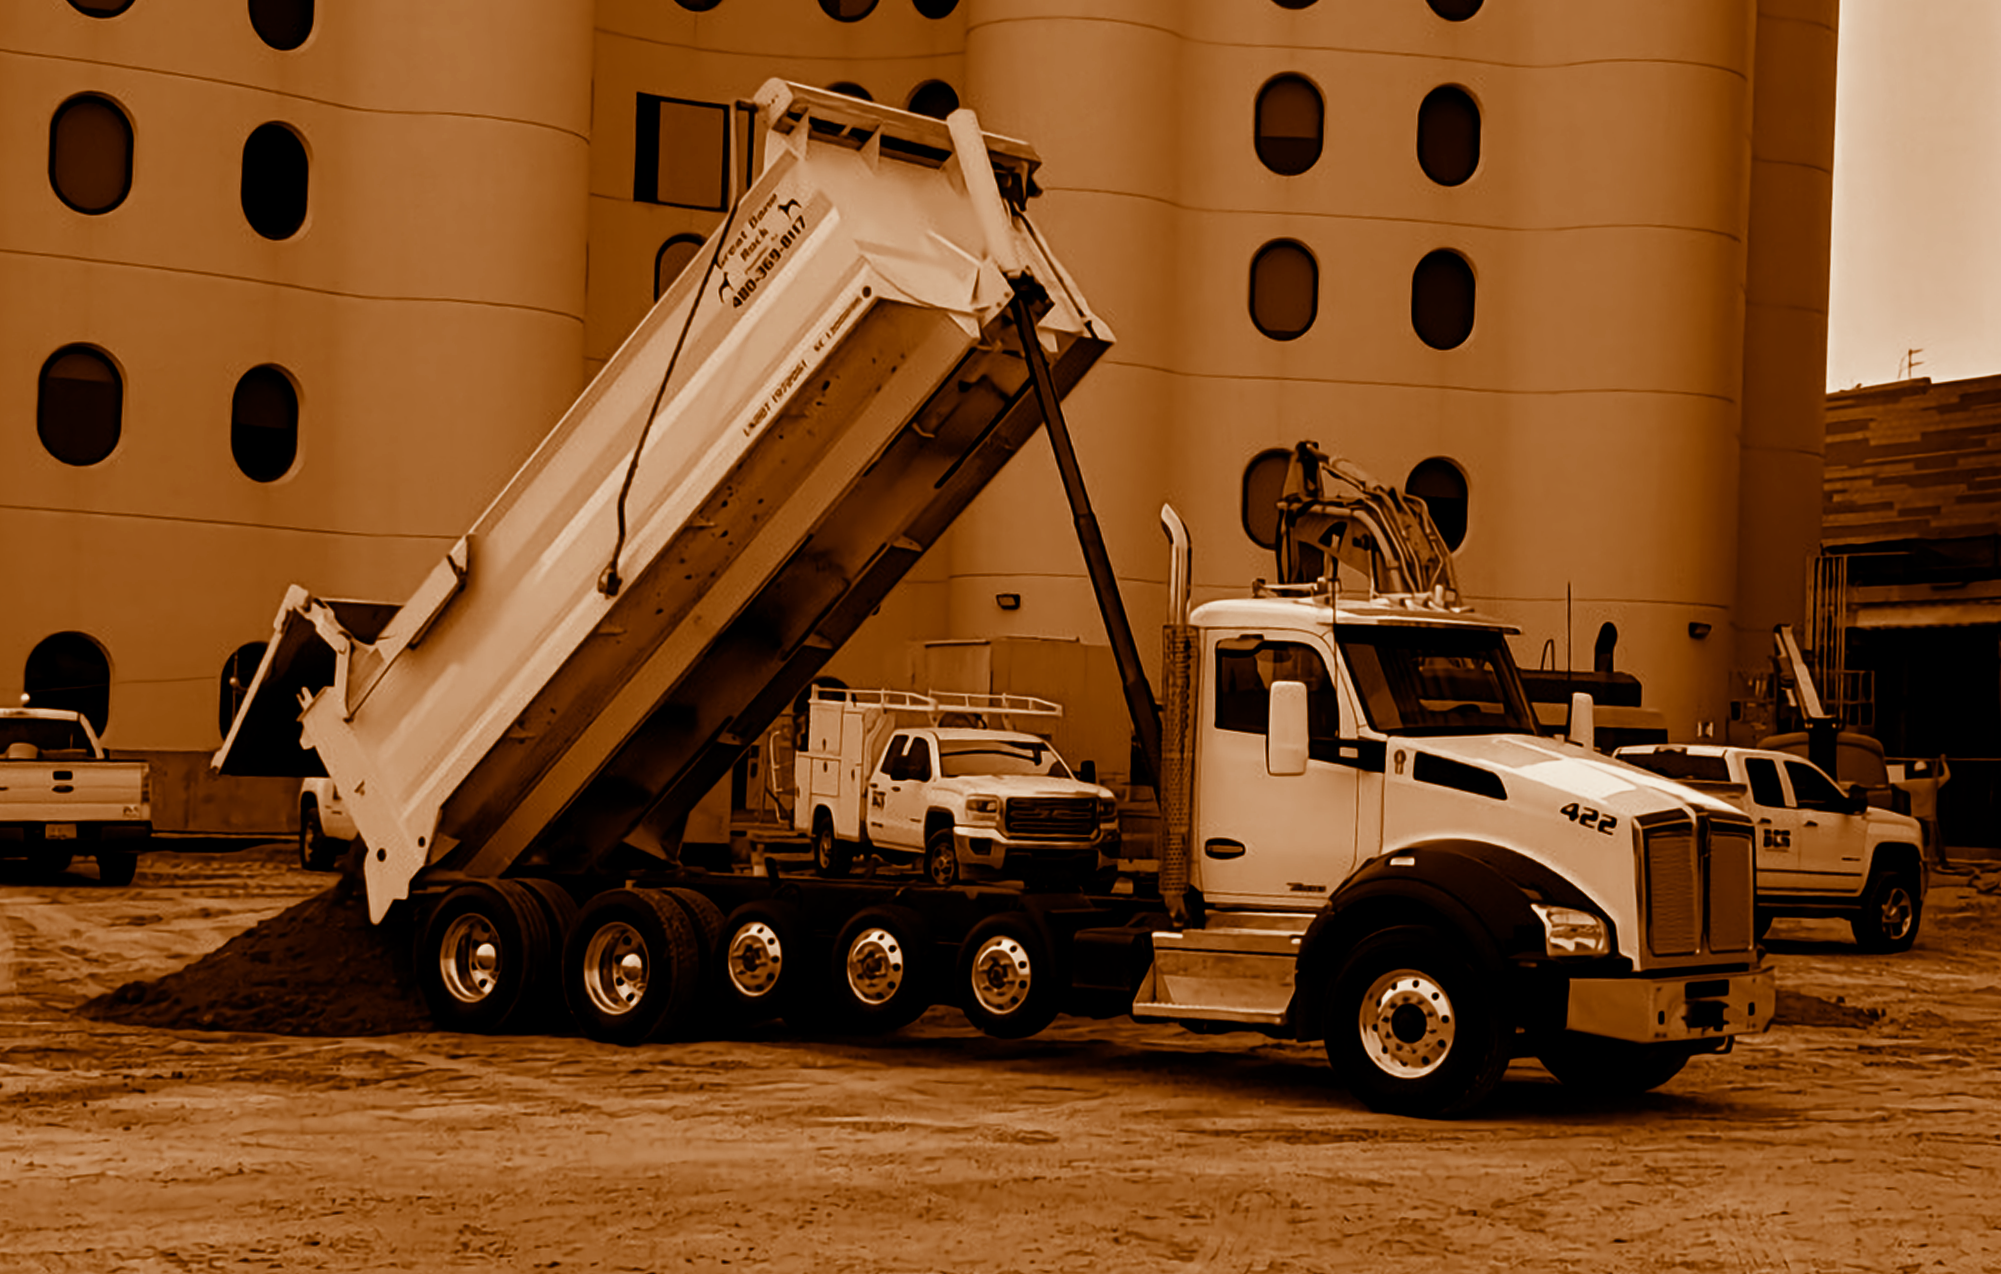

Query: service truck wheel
[957,912,1067,1040]
[923,830,960,888]
[94,851,137,887]
[1538,1034,1700,1097]
[297,799,340,873]
[1326,925,1508,1119]
[564,887,701,1045]
[812,811,852,879]
[1851,868,1922,953]
[417,881,552,1033]
[719,900,806,1022]
[831,905,935,1033]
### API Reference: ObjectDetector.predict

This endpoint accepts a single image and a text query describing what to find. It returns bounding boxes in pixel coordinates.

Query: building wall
[1,2,592,816]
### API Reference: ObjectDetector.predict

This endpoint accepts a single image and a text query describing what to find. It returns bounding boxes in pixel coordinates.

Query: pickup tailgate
[0,761,151,826]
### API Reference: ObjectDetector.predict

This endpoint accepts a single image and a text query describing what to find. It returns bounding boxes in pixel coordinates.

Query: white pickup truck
[297,777,355,873]
[793,689,1118,887]
[1615,743,1927,951]
[0,705,151,885]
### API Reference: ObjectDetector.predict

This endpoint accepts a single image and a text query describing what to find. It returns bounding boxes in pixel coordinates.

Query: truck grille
[1643,815,1755,959]
[1003,797,1096,839]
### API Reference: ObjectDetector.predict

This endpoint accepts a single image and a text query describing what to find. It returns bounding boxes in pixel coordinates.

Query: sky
[1826,0,2001,390]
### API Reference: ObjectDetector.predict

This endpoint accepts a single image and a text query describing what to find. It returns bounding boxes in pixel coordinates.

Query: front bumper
[955,829,1106,867]
[0,820,152,848]
[1566,963,1776,1044]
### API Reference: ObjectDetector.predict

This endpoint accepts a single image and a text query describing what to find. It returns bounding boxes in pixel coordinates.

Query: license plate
[45,824,76,840]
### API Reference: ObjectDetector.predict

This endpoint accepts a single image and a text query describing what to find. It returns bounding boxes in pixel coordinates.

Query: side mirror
[1077,759,1096,784]
[1267,680,1309,776]
[1567,692,1595,752]
[1847,783,1870,814]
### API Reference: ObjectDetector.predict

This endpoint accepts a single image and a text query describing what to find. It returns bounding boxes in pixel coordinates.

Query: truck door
[865,732,930,851]
[1195,633,1362,908]
[1742,755,1804,891]
[1783,759,1868,892]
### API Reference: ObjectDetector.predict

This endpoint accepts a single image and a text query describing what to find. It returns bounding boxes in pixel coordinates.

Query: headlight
[964,796,1000,827]
[1532,904,1610,958]
[1097,796,1117,822]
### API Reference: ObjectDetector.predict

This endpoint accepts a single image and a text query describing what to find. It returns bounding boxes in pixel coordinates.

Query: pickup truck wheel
[1326,925,1508,1119]
[719,900,806,1022]
[564,888,701,1045]
[1851,869,1922,953]
[831,905,935,1032]
[1538,1034,1699,1096]
[94,851,137,887]
[923,830,960,888]
[812,811,852,879]
[1752,909,1774,941]
[417,881,551,1033]
[298,799,341,872]
[958,912,1067,1039]
[32,850,74,879]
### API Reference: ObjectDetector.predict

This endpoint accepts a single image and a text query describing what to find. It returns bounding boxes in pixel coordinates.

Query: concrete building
[2,0,1838,828]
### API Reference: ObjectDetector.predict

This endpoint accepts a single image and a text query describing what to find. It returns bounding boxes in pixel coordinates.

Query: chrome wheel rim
[727,921,784,999]
[845,927,905,1006]
[1880,886,1915,940]
[927,847,955,886]
[438,913,502,1005]
[815,826,836,869]
[582,921,649,1016]
[1357,968,1455,1079]
[969,935,1031,1016]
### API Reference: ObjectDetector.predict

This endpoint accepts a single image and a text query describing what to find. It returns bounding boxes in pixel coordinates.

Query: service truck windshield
[938,742,1072,779]
[1338,625,1537,738]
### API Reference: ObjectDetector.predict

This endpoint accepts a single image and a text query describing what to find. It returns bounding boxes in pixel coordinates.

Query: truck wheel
[1326,925,1508,1119]
[1538,1034,1699,1096]
[958,912,1067,1039]
[923,829,960,888]
[32,850,73,879]
[664,887,725,998]
[298,798,340,872]
[812,811,852,879]
[1851,868,1922,953]
[719,900,806,1022]
[564,887,700,1045]
[416,881,552,1033]
[1752,909,1774,941]
[832,905,935,1032]
[94,851,137,887]
[513,877,578,943]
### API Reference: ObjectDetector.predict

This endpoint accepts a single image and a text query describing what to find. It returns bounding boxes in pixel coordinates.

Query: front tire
[957,912,1067,1039]
[831,905,936,1032]
[1851,867,1922,953]
[718,900,808,1022]
[1538,1034,1699,1096]
[923,829,960,888]
[1325,925,1508,1119]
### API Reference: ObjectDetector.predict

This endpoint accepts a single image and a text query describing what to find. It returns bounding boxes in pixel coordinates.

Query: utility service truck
[1,701,150,884]
[793,687,1117,887]
[218,83,1774,1118]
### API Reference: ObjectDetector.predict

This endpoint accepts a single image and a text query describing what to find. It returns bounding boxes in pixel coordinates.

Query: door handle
[1757,817,1772,824]
[1204,838,1247,859]
[1803,819,1819,828]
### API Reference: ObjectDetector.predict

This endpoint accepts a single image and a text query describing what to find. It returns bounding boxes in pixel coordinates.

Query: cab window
[1743,756,1785,808]
[1215,638,1340,759]
[1785,760,1846,811]
[900,736,933,782]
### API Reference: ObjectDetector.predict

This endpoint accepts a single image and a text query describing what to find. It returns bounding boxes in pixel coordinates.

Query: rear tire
[1325,925,1508,1119]
[718,900,809,1022]
[1538,1034,1699,1096]
[564,888,701,1045]
[1851,868,1922,953]
[957,911,1067,1039]
[831,904,935,1033]
[94,850,137,887]
[31,850,74,879]
[416,881,553,1032]
[812,811,852,879]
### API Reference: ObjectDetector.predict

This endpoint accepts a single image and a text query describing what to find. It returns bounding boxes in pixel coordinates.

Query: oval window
[1254,75,1323,176]
[1249,240,1318,341]
[1427,0,1482,19]
[38,345,123,466]
[232,365,300,481]
[1411,249,1475,350]
[1241,448,1294,549]
[1272,0,1318,8]
[907,80,960,120]
[248,0,313,50]
[242,123,309,239]
[826,81,873,102]
[654,234,705,300]
[69,0,136,16]
[25,632,112,736]
[675,0,724,9]
[820,0,877,20]
[1405,457,1469,550]
[49,94,134,215]
[914,0,958,16]
[1417,86,1480,186]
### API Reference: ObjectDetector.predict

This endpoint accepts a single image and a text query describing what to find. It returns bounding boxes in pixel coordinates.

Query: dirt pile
[80,877,434,1036]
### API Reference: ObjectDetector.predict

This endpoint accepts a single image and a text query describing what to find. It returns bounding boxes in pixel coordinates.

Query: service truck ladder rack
[215,80,1113,922]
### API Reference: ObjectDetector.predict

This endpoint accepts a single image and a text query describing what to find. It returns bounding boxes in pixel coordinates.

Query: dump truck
[218,83,1774,1118]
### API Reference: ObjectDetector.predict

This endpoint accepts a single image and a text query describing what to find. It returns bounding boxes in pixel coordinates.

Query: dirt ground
[3,849,2000,1274]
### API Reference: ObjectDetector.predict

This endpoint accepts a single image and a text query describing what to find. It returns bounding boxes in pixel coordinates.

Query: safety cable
[599,192,746,597]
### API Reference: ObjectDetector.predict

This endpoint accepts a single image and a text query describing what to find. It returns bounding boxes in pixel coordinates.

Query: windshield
[0,717,95,758]
[1338,624,1537,738]
[938,740,1072,779]
[1620,750,1730,783]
